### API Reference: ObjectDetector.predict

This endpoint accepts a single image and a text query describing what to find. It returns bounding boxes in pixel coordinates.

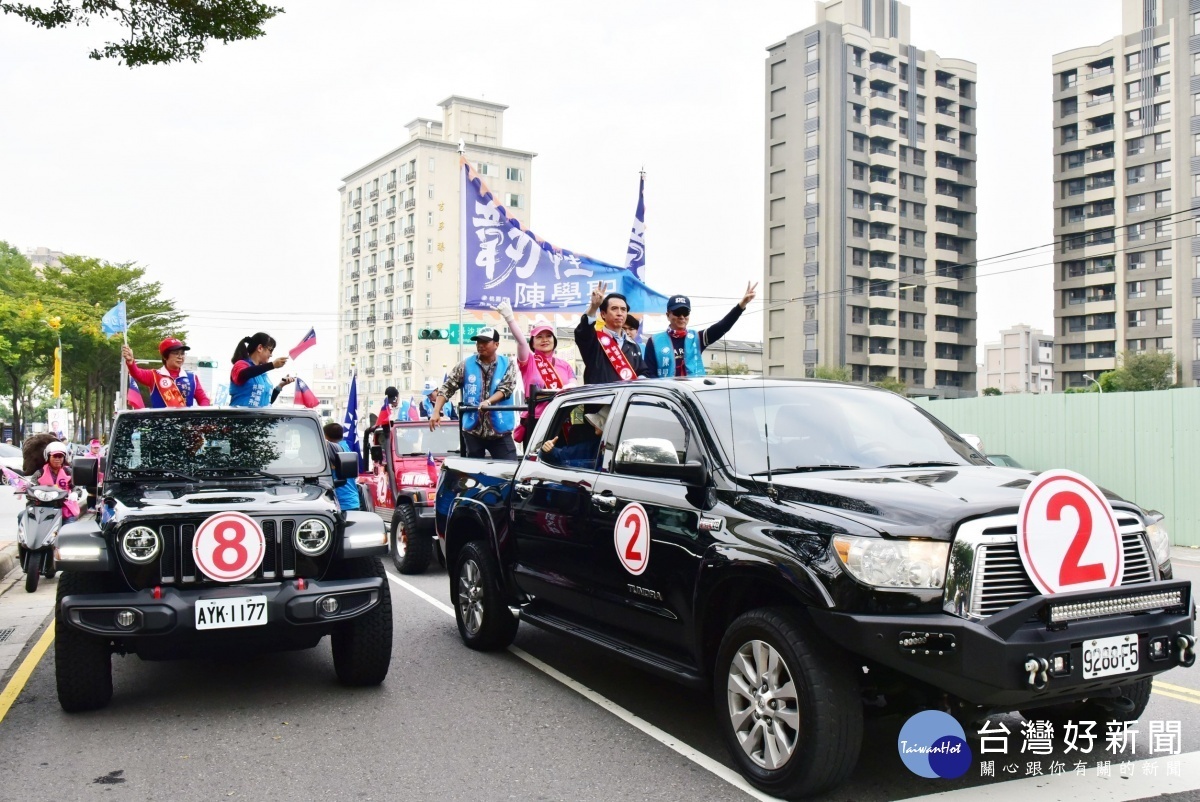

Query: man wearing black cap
[644,282,757,378]
[429,326,518,459]
[574,287,650,385]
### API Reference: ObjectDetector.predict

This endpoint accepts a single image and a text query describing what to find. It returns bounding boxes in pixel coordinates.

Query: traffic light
[418,328,449,340]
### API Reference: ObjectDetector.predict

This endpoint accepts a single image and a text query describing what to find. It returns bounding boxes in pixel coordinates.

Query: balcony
[401,361,413,372]
[349,320,358,329]
[404,199,416,210]
[351,222,361,232]
[382,364,393,374]
[367,265,377,275]
[366,290,377,300]
[384,259,395,269]
[386,181,397,193]
[383,311,394,321]
[368,215,378,225]
[869,90,896,100]
[368,240,378,250]
[351,246,361,256]
[383,338,393,347]
[403,279,414,290]
[406,172,416,184]
[401,335,413,344]
[366,315,376,325]
[869,61,896,73]
[385,207,397,218]
[365,367,376,376]
[384,284,395,295]
[369,189,379,200]
[353,197,362,208]
[350,270,360,281]
[366,340,376,350]
[385,234,396,243]
[403,253,415,264]
[350,294,360,304]
[404,225,415,237]
[401,307,414,317]
[348,344,358,354]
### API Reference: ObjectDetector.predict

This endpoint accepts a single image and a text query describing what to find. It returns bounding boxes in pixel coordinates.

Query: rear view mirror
[334,451,359,480]
[73,456,98,488]
[615,438,708,486]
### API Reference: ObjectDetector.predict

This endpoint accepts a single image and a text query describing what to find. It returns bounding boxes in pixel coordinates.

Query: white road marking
[385,571,781,802]
[895,751,1200,801]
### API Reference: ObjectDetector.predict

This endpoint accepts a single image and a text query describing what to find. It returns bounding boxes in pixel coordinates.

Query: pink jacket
[37,465,80,519]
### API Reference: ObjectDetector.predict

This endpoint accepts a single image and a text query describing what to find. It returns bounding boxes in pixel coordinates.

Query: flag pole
[458,140,467,364]
[118,298,128,412]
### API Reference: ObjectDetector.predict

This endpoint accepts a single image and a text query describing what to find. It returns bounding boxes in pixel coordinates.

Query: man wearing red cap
[122,338,211,408]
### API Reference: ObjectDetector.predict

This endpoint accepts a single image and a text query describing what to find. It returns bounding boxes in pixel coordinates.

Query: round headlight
[121,526,161,564]
[295,519,332,556]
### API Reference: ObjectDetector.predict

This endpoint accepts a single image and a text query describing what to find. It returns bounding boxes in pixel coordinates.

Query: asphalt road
[0,487,1198,801]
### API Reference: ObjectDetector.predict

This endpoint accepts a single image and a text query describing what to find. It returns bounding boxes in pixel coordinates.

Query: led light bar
[1048,590,1184,624]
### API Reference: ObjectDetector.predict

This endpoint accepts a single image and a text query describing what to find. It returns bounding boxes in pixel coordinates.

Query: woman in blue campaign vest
[229,332,294,408]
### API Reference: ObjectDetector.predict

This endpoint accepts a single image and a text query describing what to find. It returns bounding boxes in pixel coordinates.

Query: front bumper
[60,576,385,639]
[809,580,1195,707]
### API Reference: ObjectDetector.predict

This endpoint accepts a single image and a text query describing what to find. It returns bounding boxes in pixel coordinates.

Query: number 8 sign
[194,512,266,582]
[615,503,650,576]
[1017,469,1123,596]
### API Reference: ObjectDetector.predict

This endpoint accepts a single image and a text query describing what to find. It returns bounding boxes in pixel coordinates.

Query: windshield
[696,385,983,476]
[391,424,462,456]
[107,414,328,477]
[0,444,20,458]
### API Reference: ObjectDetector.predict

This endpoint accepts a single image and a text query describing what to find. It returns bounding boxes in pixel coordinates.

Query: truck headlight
[832,535,949,589]
[121,526,161,564]
[1146,516,1171,567]
[295,519,332,556]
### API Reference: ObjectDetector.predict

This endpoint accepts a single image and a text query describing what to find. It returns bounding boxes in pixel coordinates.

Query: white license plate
[195,595,268,631]
[1082,634,1140,679]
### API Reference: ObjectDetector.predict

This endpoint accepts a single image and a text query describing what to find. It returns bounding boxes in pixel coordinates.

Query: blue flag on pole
[460,159,667,313]
[101,301,127,337]
[624,173,647,282]
[343,372,362,473]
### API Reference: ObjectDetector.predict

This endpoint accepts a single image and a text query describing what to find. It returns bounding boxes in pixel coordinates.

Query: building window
[506,167,524,181]
[1129,310,1148,328]
[1154,161,1171,179]
[1156,189,1171,208]
[1154,132,1171,150]
[1126,52,1141,70]
[1128,223,1146,241]
[1153,101,1170,124]
[1156,248,1172,268]
[1155,219,1172,237]
[1127,194,1145,212]
[1154,43,1170,64]
[1128,281,1145,298]
[427,183,435,199]
[806,44,818,62]
[1126,79,1142,100]
[1128,252,1147,270]
[1156,278,1173,296]
[1127,166,1145,184]
[1062,70,1078,89]
[505,193,523,208]
[427,238,433,253]
[1156,307,1173,325]
[806,101,818,119]
[1126,108,1143,127]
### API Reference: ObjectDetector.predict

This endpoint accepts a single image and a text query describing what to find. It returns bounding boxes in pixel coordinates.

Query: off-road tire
[714,607,863,799]
[330,557,393,687]
[390,505,430,575]
[55,572,114,712]
[453,540,518,651]
[24,552,42,593]
[1021,677,1153,727]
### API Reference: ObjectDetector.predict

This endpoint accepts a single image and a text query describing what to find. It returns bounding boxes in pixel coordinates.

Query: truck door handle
[592,493,616,512]
[514,481,533,499]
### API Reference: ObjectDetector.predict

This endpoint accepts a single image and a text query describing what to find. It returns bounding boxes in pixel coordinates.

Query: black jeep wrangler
[56,407,393,712]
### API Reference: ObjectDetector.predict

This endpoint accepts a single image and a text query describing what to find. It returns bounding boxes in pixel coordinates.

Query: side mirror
[334,451,359,480]
[614,438,709,487]
[73,456,98,488]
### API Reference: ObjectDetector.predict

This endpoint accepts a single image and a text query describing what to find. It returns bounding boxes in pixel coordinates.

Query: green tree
[982,387,1002,396]
[1,0,282,66]
[812,364,851,382]
[872,377,908,395]
[1098,351,1177,392]
[707,362,751,375]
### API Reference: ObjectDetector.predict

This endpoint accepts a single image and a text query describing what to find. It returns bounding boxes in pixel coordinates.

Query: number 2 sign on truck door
[615,503,650,576]
[1017,469,1123,595]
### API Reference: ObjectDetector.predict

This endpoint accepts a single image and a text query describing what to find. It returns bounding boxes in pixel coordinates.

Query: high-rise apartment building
[983,324,1055,394]
[1053,0,1199,390]
[337,97,535,412]
[764,0,978,396]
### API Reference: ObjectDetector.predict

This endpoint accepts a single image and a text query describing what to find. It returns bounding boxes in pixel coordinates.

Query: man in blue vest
[644,282,758,378]
[429,326,518,459]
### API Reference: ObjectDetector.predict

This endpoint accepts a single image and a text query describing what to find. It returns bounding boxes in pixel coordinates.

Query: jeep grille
[148,517,300,585]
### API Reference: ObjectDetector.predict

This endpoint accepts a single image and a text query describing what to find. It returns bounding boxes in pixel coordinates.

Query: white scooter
[15,484,69,593]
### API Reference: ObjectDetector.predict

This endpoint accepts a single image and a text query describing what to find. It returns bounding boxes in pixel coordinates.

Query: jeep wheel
[1021,677,1153,727]
[454,541,517,651]
[714,608,862,799]
[55,572,114,712]
[390,505,430,575]
[331,557,394,687]
[24,552,42,593]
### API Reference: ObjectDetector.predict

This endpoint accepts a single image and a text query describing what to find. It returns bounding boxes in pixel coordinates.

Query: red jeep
[358,419,461,574]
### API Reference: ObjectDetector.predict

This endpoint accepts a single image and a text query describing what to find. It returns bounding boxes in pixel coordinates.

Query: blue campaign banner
[460,159,667,313]
[623,173,647,282]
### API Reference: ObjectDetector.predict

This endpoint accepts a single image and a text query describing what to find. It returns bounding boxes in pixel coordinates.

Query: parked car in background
[987,453,1024,469]
[0,443,23,478]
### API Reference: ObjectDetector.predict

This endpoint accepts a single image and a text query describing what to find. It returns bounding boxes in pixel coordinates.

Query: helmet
[44,441,69,460]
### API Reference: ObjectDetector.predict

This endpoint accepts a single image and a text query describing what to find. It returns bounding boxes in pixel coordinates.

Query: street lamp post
[1082,373,1103,394]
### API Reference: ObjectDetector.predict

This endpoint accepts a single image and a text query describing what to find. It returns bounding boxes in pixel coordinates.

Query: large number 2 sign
[614,503,650,576]
[1018,470,1122,595]
[194,512,266,582]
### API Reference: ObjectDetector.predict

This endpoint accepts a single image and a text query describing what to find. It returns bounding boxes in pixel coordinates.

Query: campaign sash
[597,332,636,381]
[155,368,187,407]
[533,352,564,389]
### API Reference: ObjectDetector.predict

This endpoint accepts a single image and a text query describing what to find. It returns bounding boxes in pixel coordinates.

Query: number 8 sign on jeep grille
[1017,469,1123,596]
[194,512,266,582]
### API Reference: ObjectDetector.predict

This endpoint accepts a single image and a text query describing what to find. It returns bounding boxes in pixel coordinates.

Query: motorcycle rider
[37,441,79,523]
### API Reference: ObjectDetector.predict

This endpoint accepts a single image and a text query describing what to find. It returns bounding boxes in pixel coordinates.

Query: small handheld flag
[2,466,28,491]
[407,396,420,421]
[289,327,317,360]
[293,378,321,409]
[377,397,392,427]
[127,376,145,410]
[101,301,127,337]
[425,451,439,487]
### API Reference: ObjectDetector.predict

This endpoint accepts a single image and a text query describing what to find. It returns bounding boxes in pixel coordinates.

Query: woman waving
[229,332,293,407]
[496,301,575,442]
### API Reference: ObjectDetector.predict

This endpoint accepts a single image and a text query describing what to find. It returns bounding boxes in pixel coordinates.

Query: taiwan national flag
[425,451,439,486]
[293,378,320,409]
[407,397,420,421]
[377,398,392,427]
[126,376,145,410]
[289,327,317,360]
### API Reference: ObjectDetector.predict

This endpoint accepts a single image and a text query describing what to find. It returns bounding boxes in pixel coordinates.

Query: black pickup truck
[435,377,1195,798]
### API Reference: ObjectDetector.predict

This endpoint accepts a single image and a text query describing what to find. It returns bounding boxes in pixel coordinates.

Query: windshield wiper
[196,468,282,481]
[750,465,861,476]
[877,461,962,468]
[117,468,200,483]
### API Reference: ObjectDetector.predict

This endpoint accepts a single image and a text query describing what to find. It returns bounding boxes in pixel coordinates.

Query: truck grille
[155,517,299,585]
[946,515,1158,620]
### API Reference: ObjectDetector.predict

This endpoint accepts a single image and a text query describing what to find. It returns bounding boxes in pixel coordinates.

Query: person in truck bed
[123,338,211,407]
[430,327,518,459]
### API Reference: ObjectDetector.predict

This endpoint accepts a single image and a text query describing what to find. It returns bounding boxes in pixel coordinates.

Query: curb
[0,543,15,580]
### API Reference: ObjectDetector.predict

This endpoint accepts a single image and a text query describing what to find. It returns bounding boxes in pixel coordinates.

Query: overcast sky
[0,0,1122,379]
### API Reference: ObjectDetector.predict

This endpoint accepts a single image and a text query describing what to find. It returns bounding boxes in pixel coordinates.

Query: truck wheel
[714,608,863,799]
[1021,677,1153,727]
[390,505,430,575]
[55,572,114,712]
[331,557,394,687]
[454,541,517,651]
[24,552,42,593]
